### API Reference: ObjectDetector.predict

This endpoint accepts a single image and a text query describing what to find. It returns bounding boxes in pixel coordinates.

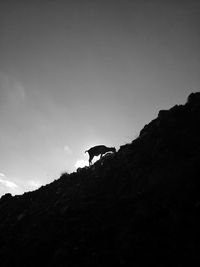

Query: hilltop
[0,92,200,266]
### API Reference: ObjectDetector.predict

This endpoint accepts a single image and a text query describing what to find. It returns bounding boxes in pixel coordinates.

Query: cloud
[0,178,18,189]
[0,72,26,108]
[0,173,18,188]
[64,145,72,154]
[28,179,43,189]
[0,173,24,196]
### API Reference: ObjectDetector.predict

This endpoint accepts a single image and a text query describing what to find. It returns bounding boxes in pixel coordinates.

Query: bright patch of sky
[75,159,89,169]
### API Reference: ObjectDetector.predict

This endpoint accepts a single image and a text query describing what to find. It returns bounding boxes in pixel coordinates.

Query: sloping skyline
[0,0,200,196]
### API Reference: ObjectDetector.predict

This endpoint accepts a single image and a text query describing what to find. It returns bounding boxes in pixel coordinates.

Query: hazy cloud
[0,173,24,196]
[0,178,18,189]
[64,145,72,154]
[0,71,26,108]
[28,179,43,189]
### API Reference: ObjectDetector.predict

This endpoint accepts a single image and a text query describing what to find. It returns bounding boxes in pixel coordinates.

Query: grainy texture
[0,93,200,266]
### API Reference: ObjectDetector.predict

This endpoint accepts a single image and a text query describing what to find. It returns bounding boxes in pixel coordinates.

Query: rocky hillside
[0,92,200,266]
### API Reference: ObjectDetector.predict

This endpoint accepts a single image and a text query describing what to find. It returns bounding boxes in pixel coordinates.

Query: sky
[0,0,200,196]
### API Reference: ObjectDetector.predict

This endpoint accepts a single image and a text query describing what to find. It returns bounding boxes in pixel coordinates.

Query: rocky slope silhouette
[0,92,200,266]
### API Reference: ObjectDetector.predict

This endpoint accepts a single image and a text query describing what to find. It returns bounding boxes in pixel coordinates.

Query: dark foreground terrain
[1,93,200,266]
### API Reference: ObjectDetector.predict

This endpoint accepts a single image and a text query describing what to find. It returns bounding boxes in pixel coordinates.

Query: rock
[0,193,12,203]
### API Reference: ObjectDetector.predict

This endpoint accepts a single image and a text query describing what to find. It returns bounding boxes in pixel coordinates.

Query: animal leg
[89,156,93,165]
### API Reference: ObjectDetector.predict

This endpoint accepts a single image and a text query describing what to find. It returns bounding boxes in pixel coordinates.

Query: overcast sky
[0,0,200,196]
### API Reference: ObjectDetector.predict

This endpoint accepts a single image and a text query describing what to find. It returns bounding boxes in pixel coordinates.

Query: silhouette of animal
[85,145,116,165]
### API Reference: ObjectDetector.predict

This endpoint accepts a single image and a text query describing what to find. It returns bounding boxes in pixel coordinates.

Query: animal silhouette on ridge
[85,145,116,165]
